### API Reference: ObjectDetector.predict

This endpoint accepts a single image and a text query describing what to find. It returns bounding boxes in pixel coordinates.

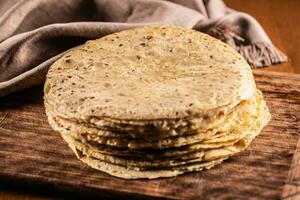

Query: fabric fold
[200,12,288,67]
[0,0,288,97]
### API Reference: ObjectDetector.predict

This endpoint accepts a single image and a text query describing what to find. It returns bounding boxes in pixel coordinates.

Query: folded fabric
[0,0,288,97]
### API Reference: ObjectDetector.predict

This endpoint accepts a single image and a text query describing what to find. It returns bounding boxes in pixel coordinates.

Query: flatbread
[44,25,256,133]
[44,25,271,179]
[45,92,256,138]
[59,98,270,170]
[70,144,228,179]
[46,92,261,149]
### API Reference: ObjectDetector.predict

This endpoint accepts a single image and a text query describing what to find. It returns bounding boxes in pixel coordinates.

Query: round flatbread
[44,25,270,179]
[44,25,256,130]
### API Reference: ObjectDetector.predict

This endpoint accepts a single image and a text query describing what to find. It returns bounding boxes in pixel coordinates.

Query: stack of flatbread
[44,25,271,179]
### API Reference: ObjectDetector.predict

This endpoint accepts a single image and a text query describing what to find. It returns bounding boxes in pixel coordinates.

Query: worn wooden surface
[0,70,299,200]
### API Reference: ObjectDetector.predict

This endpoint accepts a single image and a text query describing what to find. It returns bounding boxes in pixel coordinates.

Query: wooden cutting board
[0,70,299,200]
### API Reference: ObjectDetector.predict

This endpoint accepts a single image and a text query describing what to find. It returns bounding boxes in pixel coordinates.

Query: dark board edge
[0,174,172,200]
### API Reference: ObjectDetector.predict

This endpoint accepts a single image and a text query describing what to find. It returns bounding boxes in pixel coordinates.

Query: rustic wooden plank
[0,71,299,199]
[253,70,300,200]
[282,139,300,200]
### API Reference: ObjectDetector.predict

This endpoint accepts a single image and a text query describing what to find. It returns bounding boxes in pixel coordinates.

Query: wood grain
[0,71,299,200]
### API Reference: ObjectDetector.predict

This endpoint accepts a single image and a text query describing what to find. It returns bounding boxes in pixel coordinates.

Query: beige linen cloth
[0,0,287,97]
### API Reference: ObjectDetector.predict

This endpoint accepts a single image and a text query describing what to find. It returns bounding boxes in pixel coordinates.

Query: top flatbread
[44,25,255,122]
